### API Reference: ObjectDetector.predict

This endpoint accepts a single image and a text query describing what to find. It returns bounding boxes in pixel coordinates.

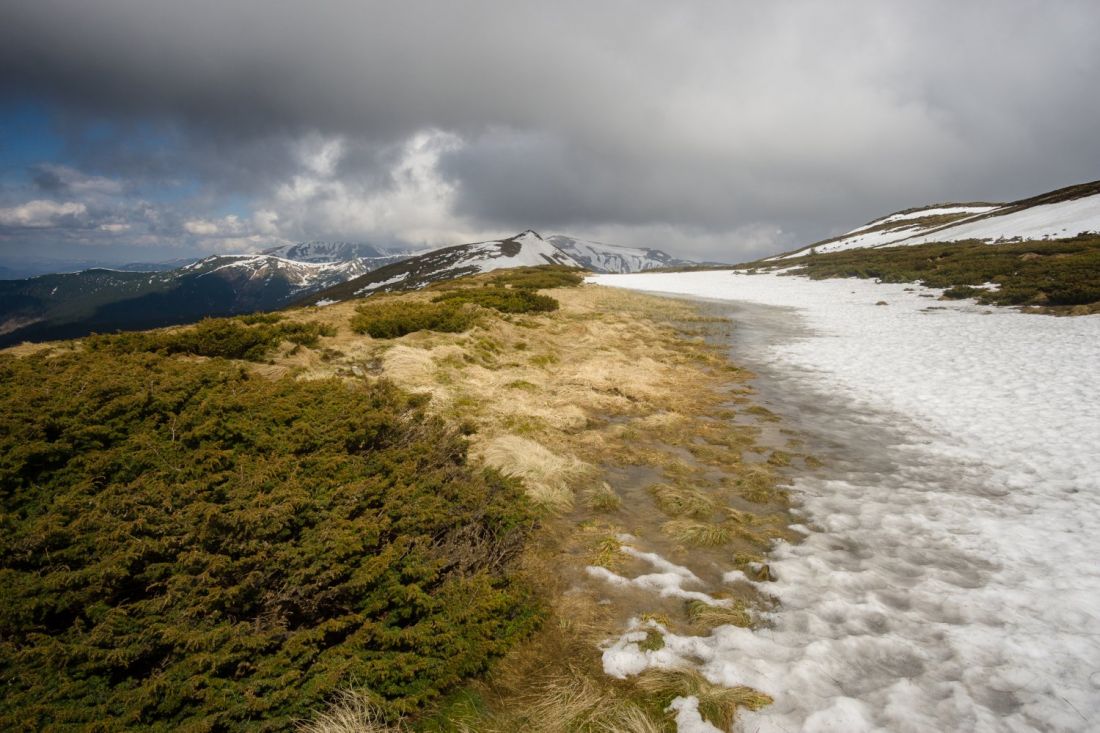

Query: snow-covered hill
[308,230,584,301]
[182,253,373,291]
[777,179,1100,259]
[0,254,376,346]
[1,230,696,341]
[544,235,689,273]
[262,240,420,264]
[263,240,385,261]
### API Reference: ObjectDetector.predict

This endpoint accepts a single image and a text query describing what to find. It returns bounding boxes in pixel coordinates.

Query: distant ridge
[774,178,1100,260]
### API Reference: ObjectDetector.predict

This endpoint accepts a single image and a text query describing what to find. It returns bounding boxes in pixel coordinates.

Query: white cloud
[252,209,279,235]
[296,135,346,177]
[271,129,488,246]
[183,218,220,235]
[0,200,87,228]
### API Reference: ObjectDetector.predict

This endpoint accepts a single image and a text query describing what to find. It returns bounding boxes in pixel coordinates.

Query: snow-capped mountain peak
[545,234,689,273]
[261,241,386,263]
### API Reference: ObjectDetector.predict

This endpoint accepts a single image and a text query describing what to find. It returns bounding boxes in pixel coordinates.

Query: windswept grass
[686,599,753,629]
[730,464,782,503]
[649,482,715,518]
[297,690,409,733]
[661,518,734,547]
[636,668,774,729]
[585,482,623,512]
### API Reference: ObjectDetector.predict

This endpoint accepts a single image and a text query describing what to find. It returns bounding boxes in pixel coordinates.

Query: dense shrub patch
[87,315,334,360]
[350,301,479,339]
[0,349,539,730]
[775,235,1100,307]
[432,287,559,314]
[489,266,585,290]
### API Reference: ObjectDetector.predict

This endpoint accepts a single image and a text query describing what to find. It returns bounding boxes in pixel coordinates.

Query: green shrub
[238,312,285,325]
[432,287,559,314]
[768,235,1100,309]
[87,316,334,360]
[350,301,478,339]
[0,349,539,730]
[489,266,585,290]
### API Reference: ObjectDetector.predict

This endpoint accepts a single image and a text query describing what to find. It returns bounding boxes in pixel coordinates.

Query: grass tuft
[637,668,773,730]
[686,599,752,629]
[730,464,780,503]
[661,518,733,547]
[297,690,408,733]
[649,482,715,518]
[585,482,623,512]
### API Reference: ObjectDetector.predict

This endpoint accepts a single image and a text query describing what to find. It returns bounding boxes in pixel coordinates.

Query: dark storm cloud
[1,0,1099,260]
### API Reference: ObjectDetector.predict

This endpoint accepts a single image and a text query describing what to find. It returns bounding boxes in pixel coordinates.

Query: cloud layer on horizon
[1,0,1099,264]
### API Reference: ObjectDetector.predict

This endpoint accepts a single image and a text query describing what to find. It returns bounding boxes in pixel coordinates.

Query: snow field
[590,271,1100,732]
[901,193,1100,245]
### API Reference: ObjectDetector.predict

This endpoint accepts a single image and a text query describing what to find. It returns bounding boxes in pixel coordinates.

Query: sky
[1,0,1099,267]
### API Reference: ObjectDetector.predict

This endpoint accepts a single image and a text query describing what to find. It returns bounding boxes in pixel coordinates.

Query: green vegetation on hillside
[488,266,585,290]
[0,348,539,731]
[350,266,579,339]
[350,301,480,339]
[770,235,1100,309]
[432,287,559,314]
[87,315,335,361]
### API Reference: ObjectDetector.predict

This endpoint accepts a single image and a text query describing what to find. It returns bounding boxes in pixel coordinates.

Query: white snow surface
[433,231,581,278]
[780,193,1100,259]
[545,234,677,273]
[590,270,1100,733]
[780,224,925,257]
[901,193,1100,245]
[856,205,1000,231]
[186,254,370,290]
[587,546,732,607]
[667,697,724,733]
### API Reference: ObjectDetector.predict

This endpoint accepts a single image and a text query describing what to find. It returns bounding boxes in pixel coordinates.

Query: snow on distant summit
[545,235,688,273]
[308,230,584,301]
[262,241,388,262]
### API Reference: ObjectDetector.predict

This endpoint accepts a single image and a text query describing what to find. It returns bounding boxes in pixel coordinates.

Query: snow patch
[667,696,724,733]
[901,192,1100,245]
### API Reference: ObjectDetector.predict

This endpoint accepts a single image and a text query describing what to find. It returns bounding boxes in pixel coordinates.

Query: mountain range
[0,231,689,346]
[3,178,1096,348]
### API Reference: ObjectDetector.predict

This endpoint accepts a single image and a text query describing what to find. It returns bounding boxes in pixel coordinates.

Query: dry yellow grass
[636,668,774,729]
[296,690,408,733]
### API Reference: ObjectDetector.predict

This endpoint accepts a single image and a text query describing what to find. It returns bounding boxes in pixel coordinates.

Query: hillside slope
[305,230,583,302]
[777,179,1100,259]
[1,267,791,731]
[0,254,373,346]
